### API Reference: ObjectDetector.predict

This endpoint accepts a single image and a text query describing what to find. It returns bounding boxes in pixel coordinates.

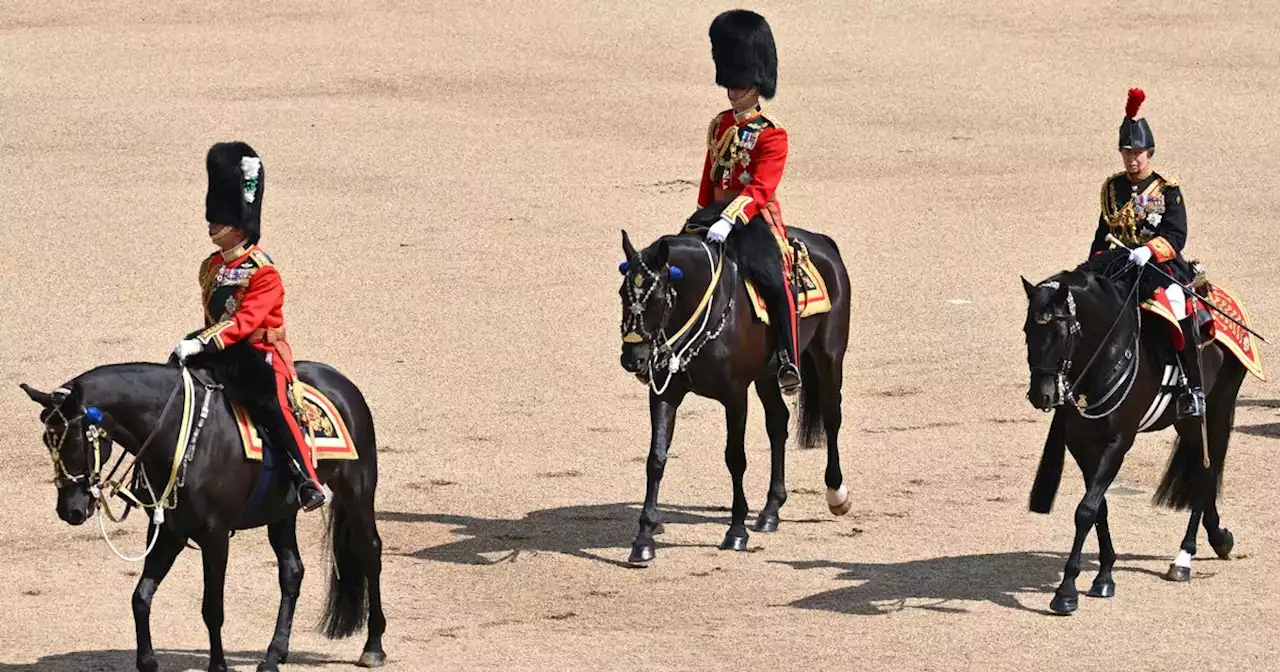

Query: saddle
[682,223,833,325]
[232,382,359,463]
[1139,263,1265,382]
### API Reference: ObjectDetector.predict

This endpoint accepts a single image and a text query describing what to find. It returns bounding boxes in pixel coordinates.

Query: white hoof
[826,484,852,516]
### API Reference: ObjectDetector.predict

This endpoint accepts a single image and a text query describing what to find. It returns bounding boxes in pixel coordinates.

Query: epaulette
[1101,172,1126,210]
[249,248,274,268]
[755,111,779,130]
[1155,171,1179,188]
[707,111,728,149]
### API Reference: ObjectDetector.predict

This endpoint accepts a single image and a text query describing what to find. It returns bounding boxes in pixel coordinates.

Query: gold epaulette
[706,112,726,150]
[249,249,274,269]
[1156,172,1179,188]
[1100,172,1125,211]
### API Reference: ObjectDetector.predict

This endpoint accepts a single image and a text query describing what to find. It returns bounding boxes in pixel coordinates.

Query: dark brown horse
[22,359,385,671]
[1022,250,1247,615]
[617,203,853,564]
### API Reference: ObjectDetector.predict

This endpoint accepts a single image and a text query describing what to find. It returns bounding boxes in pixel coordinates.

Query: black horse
[617,203,853,564]
[21,360,386,671]
[1021,250,1246,615]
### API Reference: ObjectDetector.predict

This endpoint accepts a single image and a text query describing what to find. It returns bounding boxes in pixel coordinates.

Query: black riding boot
[775,322,801,395]
[1177,317,1206,419]
[254,407,326,512]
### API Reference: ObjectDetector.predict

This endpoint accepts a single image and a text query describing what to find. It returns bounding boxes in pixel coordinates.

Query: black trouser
[728,222,798,367]
[210,343,311,480]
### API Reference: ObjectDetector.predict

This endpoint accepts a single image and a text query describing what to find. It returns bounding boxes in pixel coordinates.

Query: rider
[1088,88,1203,418]
[698,9,801,394]
[172,141,326,511]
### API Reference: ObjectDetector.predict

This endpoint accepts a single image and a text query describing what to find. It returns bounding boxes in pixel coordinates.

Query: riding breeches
[728,220,799,365]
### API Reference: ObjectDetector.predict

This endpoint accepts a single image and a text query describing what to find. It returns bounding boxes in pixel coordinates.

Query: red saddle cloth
[1140,284,1265,381]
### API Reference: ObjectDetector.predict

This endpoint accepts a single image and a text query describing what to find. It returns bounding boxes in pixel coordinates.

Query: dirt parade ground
[3,1,1280,670]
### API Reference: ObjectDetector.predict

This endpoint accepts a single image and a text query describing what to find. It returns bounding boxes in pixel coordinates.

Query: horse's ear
[655,238,670,267]
[1052,283,1071,306]
[621,230,638,262]
[20,384,54,408]
[1021,276,1036,298]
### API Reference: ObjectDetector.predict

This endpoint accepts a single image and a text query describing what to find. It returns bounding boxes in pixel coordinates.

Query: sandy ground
[3,1,1280,670]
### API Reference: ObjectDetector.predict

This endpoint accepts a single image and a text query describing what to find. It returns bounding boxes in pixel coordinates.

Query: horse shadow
[0,648,336,671]
[772,551,1167,616]
[379,502,734,568]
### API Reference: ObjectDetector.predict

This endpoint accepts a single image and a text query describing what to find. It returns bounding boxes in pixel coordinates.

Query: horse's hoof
[256,663,280,672]
[137,657,159,672]
[1212,529,1235,559]
[1049,593,1078,615]
[754,515,779,533]
[358,650,387,668]
[1164,563,1191,582]
[826,485,853,516]
[1087,578,1116,598]
[627,543,655,565]
[719,533,749,552]
[209,662,229,672]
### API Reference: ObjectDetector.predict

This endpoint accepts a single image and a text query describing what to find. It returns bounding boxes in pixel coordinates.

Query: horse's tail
[1029,409,1066,514]
[1154,356,1245,510]
[320,492,370,638]
[797,351,824,448]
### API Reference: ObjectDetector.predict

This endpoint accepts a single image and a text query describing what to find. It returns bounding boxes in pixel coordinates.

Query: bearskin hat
[709,10,778,99]
[205,141,264,244]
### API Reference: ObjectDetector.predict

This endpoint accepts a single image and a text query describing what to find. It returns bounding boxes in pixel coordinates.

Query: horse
[1021,249,1247,615]
[21,358,386,672]
[617,202,853,564]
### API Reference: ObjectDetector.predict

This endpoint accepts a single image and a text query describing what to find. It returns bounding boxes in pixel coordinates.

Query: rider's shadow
[0,648,335,672]
[379,502,732,568]
[771,551,1167,615]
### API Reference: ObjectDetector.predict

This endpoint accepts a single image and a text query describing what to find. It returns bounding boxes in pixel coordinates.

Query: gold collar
[220,242,249,263]
[733,104,762,124]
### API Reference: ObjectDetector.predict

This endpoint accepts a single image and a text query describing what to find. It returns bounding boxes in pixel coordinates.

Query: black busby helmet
[709,10,778,99]
[1118,88,1155,152]
[205,141,264,244]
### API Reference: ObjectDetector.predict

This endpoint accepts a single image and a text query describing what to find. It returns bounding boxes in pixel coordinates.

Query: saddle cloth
[232,382,359,462]
[1141,283,1265,382]
[745,231,833,325]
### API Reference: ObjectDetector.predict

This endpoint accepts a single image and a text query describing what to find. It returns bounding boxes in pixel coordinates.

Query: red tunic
[697,106,788,226]
[195,242,319,479]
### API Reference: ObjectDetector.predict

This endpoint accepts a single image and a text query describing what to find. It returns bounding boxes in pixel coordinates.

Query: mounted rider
[698,9,801,395]
[1089,88,1204,418]
[172,141,326,511]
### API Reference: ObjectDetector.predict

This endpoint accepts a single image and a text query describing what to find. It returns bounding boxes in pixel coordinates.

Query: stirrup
[1177,388,1205,419]
[778,362,801,396]
[297,479,327,512]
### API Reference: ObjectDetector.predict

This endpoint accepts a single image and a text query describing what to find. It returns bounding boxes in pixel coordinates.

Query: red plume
[1125,88,1146,119]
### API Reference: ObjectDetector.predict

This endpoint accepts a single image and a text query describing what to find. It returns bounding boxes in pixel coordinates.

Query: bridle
[620,240,734,395]
[40,395,105,490]
[1028,278,1142,417]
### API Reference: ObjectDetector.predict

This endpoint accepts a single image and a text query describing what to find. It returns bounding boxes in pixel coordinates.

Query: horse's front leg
[754,378,789,532]
[1051,432,1132,615]
[629,389,686,565]
[720,392,751,551]
[197,531,231,672]
[259,515,303,672]
[133,522,187,672]
[1088,498,1117,598]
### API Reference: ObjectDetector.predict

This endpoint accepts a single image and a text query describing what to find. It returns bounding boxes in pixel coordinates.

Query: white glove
[173,339,202,362]
[1129,245,1153,267]
[707,217,734,243]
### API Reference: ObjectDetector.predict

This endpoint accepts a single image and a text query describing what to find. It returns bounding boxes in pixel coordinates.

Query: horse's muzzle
[1027,372,1064,412]
[56,485,95,526]
[620,343,651,374]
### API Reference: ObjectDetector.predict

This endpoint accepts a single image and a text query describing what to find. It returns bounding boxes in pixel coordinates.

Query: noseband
[40,392,106,490]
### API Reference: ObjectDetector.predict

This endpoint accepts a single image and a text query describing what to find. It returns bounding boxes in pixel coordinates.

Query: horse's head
[617,230,685,376]
[1021,276,1081,411]
[21,382,104,525]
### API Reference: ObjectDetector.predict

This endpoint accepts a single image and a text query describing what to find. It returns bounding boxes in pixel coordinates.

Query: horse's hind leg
[132,523,187,672]
[754,378,789,533]
[1088,498,1117,598]
[260,515,303,672]
[1202,498,1234,558]
[815,348,850,514]
[720,393,751,551]
[1165,508,1203,582]
[356,487,387,668]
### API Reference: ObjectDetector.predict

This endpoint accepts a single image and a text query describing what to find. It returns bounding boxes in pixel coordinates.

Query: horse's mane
[1044,249,1135,303]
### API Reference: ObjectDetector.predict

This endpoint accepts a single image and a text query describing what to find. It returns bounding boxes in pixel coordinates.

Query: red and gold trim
[720,194,753,225]
[1146,236,1176,263]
